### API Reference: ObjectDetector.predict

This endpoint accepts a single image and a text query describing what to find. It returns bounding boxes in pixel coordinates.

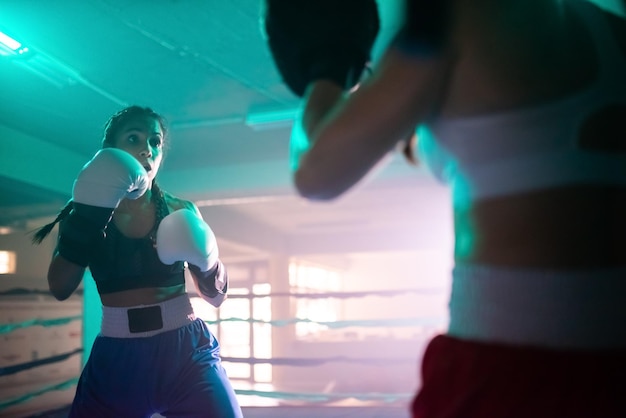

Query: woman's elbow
[51,290,72,301]
[47,257,82,300]
[47,279,74,301]
[202,293,227,308]
[47,271,78,300]
[294,168,346,201]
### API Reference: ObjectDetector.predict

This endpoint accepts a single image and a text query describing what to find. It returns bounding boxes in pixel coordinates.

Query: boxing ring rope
[0,377,80,411]
[0,315,82,334]
[207,316,442,328]
[0,286,447,415]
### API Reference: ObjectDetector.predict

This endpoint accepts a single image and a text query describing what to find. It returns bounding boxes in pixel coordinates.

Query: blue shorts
[69,319,243,418]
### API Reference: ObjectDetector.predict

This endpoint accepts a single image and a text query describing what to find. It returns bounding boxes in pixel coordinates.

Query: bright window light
[0,251,16,274]
[289,261,342,339]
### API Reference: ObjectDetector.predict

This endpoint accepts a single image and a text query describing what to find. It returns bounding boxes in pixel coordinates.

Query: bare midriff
[99,284,187,307]
[454,185,626,269]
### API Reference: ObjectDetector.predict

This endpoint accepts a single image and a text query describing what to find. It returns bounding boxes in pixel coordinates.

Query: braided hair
[31,106,169,244]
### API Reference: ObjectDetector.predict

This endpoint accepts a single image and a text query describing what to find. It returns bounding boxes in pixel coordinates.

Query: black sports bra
[89,188,185,294]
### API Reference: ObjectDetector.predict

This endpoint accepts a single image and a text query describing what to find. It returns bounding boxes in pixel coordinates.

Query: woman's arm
[189,261,228,308]
[185,202,228,308]
[47,252,85,301]
[46,149,150,301]
[292,47,455,200]
[160,198,228,308]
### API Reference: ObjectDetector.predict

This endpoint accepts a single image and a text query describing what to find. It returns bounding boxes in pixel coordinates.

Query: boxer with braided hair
[263,0,626,416]
[33,106,242,418]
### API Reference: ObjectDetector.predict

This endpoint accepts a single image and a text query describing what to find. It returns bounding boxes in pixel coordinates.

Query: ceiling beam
[0,124,85,195]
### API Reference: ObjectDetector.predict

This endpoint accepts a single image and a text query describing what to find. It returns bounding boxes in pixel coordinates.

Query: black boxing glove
[57,203,112,267]
[57,149,149,267]
[394,0,452,56]
[263,0,380,97]
[188,260,228,300]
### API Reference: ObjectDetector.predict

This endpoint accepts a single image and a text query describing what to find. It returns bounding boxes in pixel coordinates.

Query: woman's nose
[139,146,152,158]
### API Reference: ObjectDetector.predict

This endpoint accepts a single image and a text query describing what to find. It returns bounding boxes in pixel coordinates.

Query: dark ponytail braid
[31,201,74,244]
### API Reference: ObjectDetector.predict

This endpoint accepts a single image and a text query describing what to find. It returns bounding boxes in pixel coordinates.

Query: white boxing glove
[72,148,149,208]
[156,209,219,272]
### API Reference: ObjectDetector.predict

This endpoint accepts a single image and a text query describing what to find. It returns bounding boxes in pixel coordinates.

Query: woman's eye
[150,137,163,148]
[127,134,138,143]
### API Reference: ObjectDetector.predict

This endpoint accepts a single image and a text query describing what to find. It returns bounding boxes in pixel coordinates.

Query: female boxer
[34,106,243,418]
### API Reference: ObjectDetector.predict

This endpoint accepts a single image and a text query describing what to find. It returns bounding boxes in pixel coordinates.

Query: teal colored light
[246,108,298,127]
[82,270,102,366]
[454,210,477,260]
[0,30,21,50]
[0,30,29,56]
[288,108,310,172]
[451,174,478,259]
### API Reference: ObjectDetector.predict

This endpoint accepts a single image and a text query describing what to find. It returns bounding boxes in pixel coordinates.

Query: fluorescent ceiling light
[0,30,28,56]
[0,27,125,104]
[245,108,298,130]
[0,30,20,50]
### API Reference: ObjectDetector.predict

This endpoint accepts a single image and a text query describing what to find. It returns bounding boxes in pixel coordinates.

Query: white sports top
[417,0,626,208]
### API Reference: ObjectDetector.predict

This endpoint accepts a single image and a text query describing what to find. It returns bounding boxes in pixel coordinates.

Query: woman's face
[111,115,164,183]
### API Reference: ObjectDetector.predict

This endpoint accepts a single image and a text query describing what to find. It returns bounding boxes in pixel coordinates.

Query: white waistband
[448,264,626,349]
[452,153,626,206]
[101,294,197,338]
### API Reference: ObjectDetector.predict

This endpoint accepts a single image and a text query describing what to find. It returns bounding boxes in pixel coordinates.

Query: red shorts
[412,335,626,418]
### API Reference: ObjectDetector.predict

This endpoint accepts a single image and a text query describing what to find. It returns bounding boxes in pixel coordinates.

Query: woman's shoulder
[162,190,199,213]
